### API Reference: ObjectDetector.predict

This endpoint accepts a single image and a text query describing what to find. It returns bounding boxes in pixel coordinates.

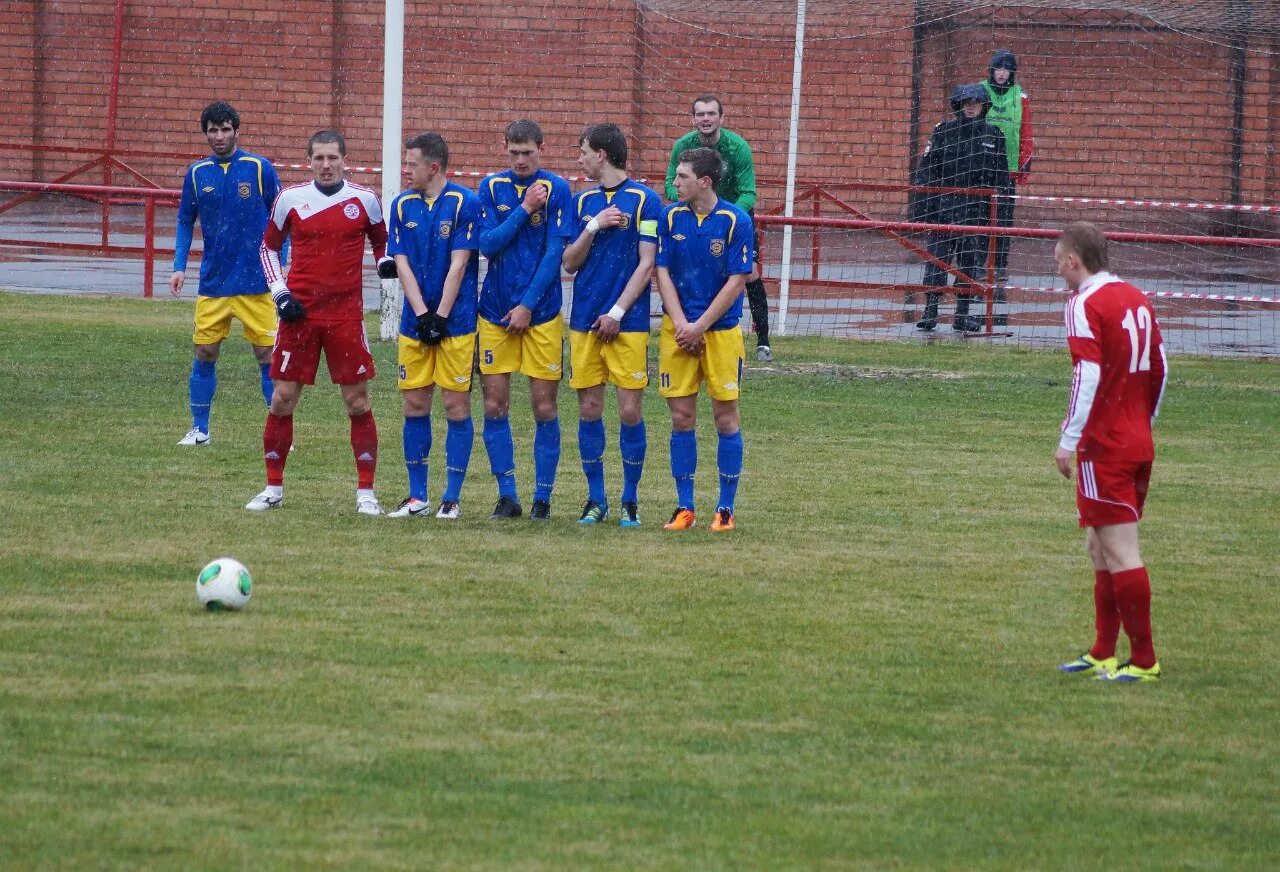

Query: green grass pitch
[1,291,1277,870]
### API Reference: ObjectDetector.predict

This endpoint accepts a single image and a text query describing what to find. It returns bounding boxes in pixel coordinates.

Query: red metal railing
[0,180,179,298]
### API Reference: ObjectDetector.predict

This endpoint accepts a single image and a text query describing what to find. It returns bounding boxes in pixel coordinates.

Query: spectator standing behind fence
[909,83,1009,333]
[664,95,774,362]
[983,49,1035,321]
[171,101,282,447]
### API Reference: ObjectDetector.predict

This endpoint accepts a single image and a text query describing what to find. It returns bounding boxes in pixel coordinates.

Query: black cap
[950,83,991,113]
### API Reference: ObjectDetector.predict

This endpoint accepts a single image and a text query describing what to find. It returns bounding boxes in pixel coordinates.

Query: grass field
[1,291,1278,871]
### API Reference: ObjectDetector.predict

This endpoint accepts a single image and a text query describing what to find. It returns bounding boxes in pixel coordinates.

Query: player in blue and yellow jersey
[562,123,660,528]
[384,133,482,520]
[655,147,754,532]
[171,101,282,446]
[476,119,575,521]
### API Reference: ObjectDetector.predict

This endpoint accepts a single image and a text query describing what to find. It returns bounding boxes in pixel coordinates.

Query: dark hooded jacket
[911,83,1010,226]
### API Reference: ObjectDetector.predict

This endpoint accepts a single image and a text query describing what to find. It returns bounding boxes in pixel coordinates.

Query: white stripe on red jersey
[260,180,388,321]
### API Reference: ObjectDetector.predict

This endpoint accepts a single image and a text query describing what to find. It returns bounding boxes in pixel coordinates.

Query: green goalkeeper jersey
[664,128,757,211]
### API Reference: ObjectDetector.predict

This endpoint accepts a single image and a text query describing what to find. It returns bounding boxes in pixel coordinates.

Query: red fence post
[143,196,155,298]
[811,190,821,280]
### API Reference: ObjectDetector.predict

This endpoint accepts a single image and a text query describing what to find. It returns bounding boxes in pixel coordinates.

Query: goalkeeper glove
[377,256,398,280]
[273,289,305,323]
[416,311,448,346]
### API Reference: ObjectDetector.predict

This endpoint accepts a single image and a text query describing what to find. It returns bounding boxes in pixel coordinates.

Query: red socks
[1088,569,1121,661]
[350,411,378,489]
[263,413,293,486]
[1111,566,1157,668]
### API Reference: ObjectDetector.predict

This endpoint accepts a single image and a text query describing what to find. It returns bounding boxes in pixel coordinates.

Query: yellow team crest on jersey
[617,213,631,230]
[237,181,252,199]
[530,211,543,226]
[439,220,452,238]
[710,239,725,256]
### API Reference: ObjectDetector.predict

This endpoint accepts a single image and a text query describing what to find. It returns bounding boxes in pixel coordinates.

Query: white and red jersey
[260,180,388,321]
[1060,271,1168,462]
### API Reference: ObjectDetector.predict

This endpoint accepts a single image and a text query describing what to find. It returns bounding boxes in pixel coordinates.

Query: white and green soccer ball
[196,558,252,611]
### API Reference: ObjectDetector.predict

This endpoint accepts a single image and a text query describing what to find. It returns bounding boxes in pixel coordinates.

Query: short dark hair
[504,119,543,146]
[1059,221,1109,272]
[200,101,240,132]
[691,94,723,115]
[580,123,628,170]
[307,130,346,157]
[679,147,723,187]
[406,132,449,171]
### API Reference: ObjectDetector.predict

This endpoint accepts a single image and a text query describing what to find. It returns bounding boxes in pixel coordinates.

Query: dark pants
[921,231,987,324]
[745,208,769,346]
[994,187,1015,280]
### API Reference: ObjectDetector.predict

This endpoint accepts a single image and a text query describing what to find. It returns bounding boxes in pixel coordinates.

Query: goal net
[1,0,1276,355]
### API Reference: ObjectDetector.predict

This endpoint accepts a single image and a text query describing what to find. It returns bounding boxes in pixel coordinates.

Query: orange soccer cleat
[663,507,696,531]
[710,508,736,532]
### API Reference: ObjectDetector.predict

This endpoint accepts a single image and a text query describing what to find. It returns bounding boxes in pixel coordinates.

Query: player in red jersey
[247,130,391,515]
[1053,221,1168,682]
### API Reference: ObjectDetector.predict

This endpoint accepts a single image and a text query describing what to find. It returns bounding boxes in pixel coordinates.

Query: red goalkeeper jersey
[261,180,388,321]
[1060,272,1168,462]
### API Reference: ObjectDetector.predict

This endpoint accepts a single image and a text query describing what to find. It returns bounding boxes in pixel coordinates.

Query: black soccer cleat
[490,495,523,520]
[529,499,552,521]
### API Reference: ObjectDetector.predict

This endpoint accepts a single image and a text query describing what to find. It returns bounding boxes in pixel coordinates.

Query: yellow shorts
[658,316,744,401]
[193,293,277,346]
[568,329,649,390]
[478,314,564,381]
[397,332,477,393]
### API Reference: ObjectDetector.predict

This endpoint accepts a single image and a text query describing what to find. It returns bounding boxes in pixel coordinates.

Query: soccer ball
[196,558,252,611]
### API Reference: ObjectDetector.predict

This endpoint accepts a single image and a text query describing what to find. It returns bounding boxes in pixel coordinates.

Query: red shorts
[1076,459,1151,528]
[271,319,376,386]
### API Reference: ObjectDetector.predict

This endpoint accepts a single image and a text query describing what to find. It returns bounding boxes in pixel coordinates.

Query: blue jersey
[387,181,482,339]
[569,179,661,333]
[477,169,574,327]
[656,199,754,331]
[174,148,281,297]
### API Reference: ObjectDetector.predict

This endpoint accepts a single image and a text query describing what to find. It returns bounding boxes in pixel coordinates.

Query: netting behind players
[1,0,1277,354]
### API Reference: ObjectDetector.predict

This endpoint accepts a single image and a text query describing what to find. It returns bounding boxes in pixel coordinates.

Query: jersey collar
[1078,271,1119,295]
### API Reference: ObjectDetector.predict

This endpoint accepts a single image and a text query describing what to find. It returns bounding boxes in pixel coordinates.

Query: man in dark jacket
[910,83,1010,332]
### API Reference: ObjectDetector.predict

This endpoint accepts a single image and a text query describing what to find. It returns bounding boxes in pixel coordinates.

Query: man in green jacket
[665,95,773,362]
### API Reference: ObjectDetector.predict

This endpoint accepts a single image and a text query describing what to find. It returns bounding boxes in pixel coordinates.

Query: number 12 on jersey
[1120,307,1153,373]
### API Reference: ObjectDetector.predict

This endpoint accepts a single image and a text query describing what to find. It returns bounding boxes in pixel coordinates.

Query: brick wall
[1,1,1276,225]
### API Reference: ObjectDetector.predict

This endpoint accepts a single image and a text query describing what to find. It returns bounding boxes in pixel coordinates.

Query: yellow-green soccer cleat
[1096,660,1161,683]
[1058,653,1118,675]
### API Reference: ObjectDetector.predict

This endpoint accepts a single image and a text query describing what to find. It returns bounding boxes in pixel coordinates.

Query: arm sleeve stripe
[1059,360,1100,451]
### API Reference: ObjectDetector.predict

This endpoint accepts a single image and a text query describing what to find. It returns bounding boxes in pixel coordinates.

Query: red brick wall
[1,1,1276,223]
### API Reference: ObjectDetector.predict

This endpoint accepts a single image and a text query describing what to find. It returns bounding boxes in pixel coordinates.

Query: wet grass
[1,291,1278,870]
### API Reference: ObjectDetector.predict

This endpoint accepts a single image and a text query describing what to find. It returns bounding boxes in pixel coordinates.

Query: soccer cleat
[1058,653,1118,675]
[387,497,430,518]
[245,489,282,511]
[710,507,736,532]
[490,496,523,520]
[435,500,460,520]
[756,344,773,363]
[953,316,982,333]
[356,493,383,516]
[1096,660,1161,683]
[530,500,552,521]
[916,318,937,332]
[618,502,641,528]
[663,507,696,531]
[578,500,608,525]
[179,427,210,446]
